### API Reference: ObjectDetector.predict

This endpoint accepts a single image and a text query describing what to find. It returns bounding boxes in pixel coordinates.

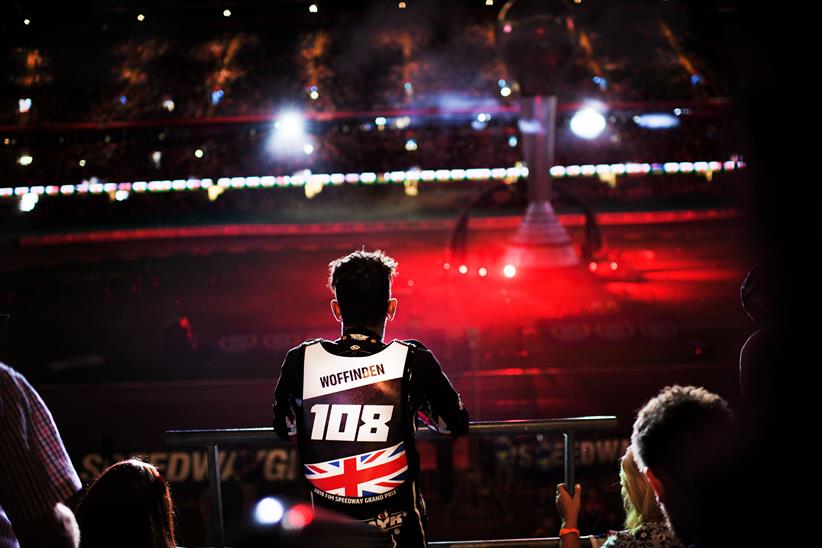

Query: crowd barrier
[165,416,617,548]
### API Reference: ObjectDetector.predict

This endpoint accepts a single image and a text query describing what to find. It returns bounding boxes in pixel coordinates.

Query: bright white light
[634,113,679,129]
[458,265,468,275]
[20,193,38,212]
[486,0,493,5]
[254,497,284,525]
[405,139,418,151]
[223,9,232,17]
[375,117,387,126]
[500,86,512,97]
[478,267,488,277]
[211,89,224,105]
[18,154,33,166]
[398,1,406,8]
[303,143,314,155]
[194,148,204,158]
[570,108,606,140]
[115,190,130,201]
[23,18,31,26]
[137,13,145,21]
[309,4,318,13]
[503,264,517,278]
[78,159,86,167]
[276,112,304,135]
[309,89,319,100]
[477,113,491,123]
[508,135,518,147]
[162,99,175,112]
[18,98,32,113]
[395,116,411,129]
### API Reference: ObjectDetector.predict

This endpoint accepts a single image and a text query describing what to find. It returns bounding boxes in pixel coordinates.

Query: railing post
[563,431,576,497]
[207,443,225,548]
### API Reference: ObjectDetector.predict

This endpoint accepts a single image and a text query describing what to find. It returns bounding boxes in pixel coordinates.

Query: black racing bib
[299,341,409,502]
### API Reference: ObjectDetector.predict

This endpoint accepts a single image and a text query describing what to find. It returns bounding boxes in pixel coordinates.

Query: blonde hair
[620,446,664,532]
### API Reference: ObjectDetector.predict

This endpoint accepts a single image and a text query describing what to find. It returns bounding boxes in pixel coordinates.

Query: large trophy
[497,0,579,268]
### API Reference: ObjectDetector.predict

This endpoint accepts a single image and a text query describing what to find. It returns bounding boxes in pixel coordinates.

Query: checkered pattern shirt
[0,363,81,548]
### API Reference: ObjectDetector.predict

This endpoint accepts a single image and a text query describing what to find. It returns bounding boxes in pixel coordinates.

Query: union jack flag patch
[303,441,408,498]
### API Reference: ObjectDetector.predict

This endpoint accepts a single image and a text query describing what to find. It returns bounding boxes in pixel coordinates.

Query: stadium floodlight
[570,106,606,140]
[253,497,284,525]
[275,111,304,136]
[269,110,307,157]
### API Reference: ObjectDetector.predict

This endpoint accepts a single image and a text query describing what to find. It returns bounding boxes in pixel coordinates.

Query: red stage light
[610,261,618,271]
[588,261,598,272]
[283,503,314,530]
[443,262,451,270]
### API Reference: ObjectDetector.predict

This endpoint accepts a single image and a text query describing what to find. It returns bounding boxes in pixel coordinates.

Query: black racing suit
[273,328,469,547]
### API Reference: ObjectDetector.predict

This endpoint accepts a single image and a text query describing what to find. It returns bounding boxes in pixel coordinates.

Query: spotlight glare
[137,13,145,21]
[303,143,314,155]
[478,267,488,277]
[610,261,618,271]
[253,497,284,526]
[309,4,318,13]
[500,86,512,97]
[503,264,517,278]
[115,190,130,202]
[404,139,418,152]
[23,18,31,26]
[458,265,468,275]
[194,148,204,158]
[223,9,232,17]
[399,1,407,7]
[570,107,607,140]
[78,159,86,167]
[18,98,32,113]
[17,154,33,166]
[275,112,305,135]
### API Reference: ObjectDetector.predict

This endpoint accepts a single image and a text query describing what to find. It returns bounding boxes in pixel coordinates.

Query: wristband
[559,528,580,537]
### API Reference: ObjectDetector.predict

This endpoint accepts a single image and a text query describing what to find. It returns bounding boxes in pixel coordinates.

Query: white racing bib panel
[299,340,411,503]
[303,341,408,400]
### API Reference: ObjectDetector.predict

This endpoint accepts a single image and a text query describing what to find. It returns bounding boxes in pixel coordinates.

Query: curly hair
[328,249,398,326]
[631,385,732,480]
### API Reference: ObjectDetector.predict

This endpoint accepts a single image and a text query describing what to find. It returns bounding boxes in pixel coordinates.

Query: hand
[555,483,581,528]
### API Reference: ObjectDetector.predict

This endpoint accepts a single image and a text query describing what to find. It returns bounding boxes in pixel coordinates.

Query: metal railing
[165,416,617,548]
